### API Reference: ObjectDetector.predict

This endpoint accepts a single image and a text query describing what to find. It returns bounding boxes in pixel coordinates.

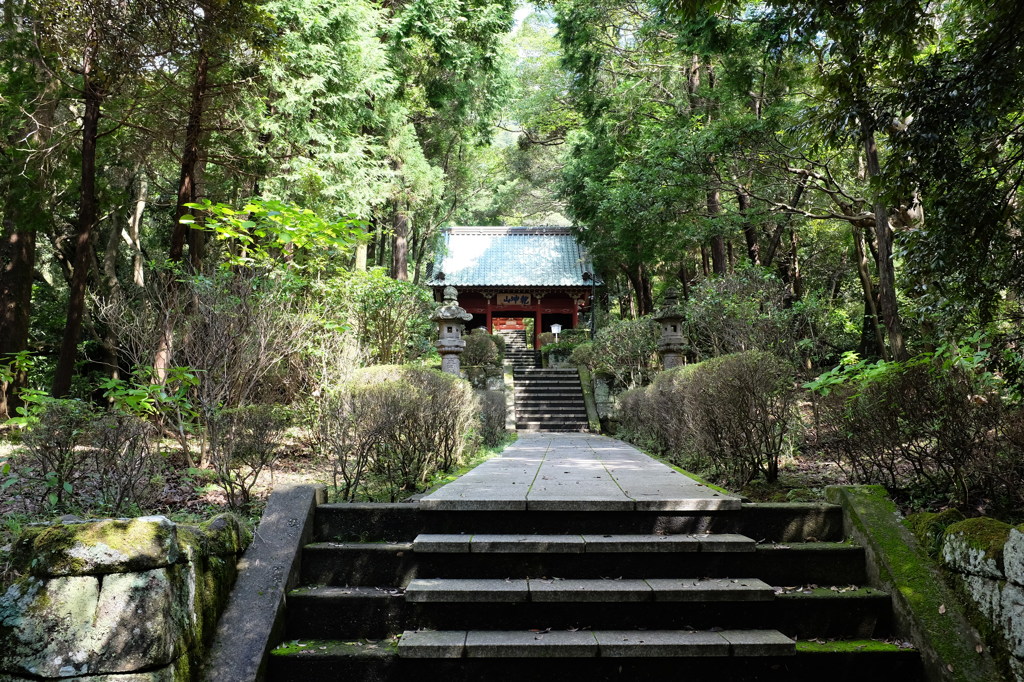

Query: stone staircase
[495,328,538,369]
[267,503,923,681]
[513,368,589,432]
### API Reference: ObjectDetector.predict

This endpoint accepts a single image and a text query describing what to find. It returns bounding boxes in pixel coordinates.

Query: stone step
[284,584,895,641]
[312,503,847,543]
[398,628,795,658]
[514,413,587,422]
[403,577,774,603]
[516,402,588,411]
[268,642,922,681]
[516,422,588,431]
[300,542,868,587]
[411,533,756,554]
[269,641,922,681]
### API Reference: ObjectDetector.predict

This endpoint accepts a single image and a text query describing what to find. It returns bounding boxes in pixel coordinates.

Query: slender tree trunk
[700,244,710,276]
[128,173,147,286]
[156,48,210,381]
[52,59,102,397]
[391,204,409,281]
[789,227,802,300]
[677,260,690,301]
[169,49,209,263]
[707,189,726,274]
[863,125,906,360]
[852,222,887,359]
[0,193,35,418]
[737,190,760,266]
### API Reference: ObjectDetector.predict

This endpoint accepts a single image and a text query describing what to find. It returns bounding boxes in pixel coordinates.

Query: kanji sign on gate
[498,292,531,305]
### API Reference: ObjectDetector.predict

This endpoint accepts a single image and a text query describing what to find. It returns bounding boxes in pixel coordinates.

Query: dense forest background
[1,0,1023,520]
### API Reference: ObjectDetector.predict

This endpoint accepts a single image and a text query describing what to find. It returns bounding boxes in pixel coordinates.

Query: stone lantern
[432,286,473,376]
[654,287,687,370]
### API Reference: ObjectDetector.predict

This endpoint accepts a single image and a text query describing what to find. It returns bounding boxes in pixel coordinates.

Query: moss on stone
[944,517,1013,567]
[271,639,394,659]
[825,485,1000,682]
[796,639,910,653]
[29,517,179,577]
[906,509,966,558]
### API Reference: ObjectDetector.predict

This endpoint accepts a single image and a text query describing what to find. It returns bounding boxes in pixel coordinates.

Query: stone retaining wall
[938,518,1024,680]
[0,514,249,681]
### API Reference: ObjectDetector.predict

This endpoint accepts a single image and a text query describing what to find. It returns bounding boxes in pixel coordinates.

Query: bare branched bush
[309,366,477,502]
[19,399,96,509]
[208,405,292,509]
[619,352,798,488]
[91,410,161,514]
[686,352,798,486]
[175,271,312,461]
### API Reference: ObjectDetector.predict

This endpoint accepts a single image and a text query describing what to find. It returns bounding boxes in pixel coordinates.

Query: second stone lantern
[653,287,687,370]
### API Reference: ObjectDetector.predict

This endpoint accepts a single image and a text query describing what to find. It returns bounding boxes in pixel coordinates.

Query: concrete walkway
[420,432,740,512]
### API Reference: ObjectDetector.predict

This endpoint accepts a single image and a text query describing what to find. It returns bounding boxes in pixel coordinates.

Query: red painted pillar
[572,302,579,329]
[535,307,543,349]
[486,298,492,333]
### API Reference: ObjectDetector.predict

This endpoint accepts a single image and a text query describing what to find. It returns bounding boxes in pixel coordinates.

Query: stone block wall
[0,514,249,681]
[939,518,1024,681]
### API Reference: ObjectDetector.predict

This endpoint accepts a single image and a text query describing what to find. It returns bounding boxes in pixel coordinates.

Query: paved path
[420,432,740,512]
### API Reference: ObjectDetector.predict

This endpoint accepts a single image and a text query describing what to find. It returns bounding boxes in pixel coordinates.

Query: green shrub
[619,351,799,487]
[464,329,500,367]
[12,396,97,509]
[681,268,857,367]
[811,351,1024,514]
[573,317,659,389]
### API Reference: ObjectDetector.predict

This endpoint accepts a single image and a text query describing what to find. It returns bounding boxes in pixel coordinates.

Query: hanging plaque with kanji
[498,292,531,305]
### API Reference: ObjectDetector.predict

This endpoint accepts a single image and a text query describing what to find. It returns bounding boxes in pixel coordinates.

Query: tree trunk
[737,190,760,266]
[169,49,209,264]
[700,244,710,276]
[863,126,907,360]
[789,226,803,301]
[128,173,147,286]
[0,193,35,418]
[677,260,691,301]
[852,223,887,359]
[52,59,102,397]
[391,205,409,281]
[707,189,726,274]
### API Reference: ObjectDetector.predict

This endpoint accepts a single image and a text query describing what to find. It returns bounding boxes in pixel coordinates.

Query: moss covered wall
[932,517,1024,681]
[0,514,249,681]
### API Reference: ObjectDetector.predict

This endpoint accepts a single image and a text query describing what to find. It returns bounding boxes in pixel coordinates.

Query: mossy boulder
[28,516,181,578]
[943,517,1013,580]
[1,514,247,680]
[1005,526,1024,588]
[906,509,966,558]
[0,568,186,677]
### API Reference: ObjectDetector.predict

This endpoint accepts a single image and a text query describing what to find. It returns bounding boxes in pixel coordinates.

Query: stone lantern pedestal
[432,286,473,376]
[654,287,687,370]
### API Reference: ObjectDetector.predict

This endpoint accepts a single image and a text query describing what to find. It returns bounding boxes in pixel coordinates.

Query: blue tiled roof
[428,227,596,288]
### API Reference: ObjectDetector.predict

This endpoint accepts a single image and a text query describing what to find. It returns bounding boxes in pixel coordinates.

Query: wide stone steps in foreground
[267,434,923,681]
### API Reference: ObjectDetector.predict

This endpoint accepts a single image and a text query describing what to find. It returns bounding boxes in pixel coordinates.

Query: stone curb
[825,485,1000,682]
[202,484,326,682]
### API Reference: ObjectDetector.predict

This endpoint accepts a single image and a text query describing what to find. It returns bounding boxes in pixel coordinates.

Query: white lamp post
[550,323,562,342]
